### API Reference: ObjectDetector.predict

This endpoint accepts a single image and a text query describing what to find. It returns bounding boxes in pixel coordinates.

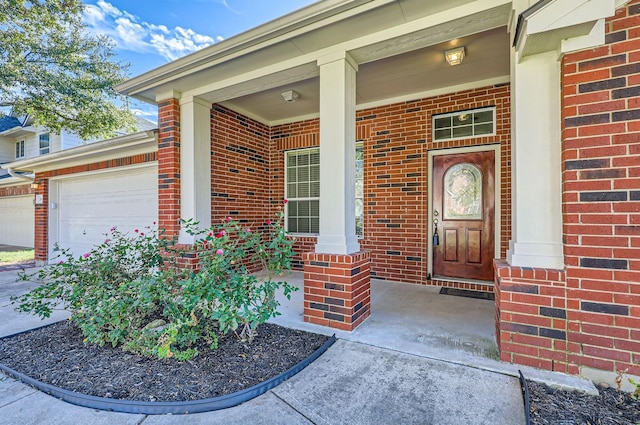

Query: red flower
[283,199,288,204]
[134,229,139,233]
[208,232,213,237]
[265,220,272,225]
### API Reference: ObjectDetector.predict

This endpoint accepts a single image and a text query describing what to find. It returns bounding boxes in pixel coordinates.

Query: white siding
[60,130,88,150]
[22,133,38,159]
[0,139,13,164]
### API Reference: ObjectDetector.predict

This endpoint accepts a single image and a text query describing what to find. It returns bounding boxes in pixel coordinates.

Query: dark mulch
[0,321,329,402]
[529,380,640,425]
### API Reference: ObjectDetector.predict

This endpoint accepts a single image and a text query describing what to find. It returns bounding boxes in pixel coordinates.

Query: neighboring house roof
[0,116,21,133]
[114,115,157,136]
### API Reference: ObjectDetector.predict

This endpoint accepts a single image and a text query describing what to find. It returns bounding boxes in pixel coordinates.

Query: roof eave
[116,0,377,97]
[1,130,157,173]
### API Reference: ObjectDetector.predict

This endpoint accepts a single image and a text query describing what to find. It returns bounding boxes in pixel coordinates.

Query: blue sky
[82,0,317,120]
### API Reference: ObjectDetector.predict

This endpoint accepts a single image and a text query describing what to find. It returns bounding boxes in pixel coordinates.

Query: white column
[315,51,360,255]
[507,50,564,269]
[179,96,211,244]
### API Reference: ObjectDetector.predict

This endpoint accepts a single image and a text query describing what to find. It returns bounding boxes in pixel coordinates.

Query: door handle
[433,210,439,246]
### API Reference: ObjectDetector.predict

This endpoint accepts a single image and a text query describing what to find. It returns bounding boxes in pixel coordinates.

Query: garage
[0,195,34,247]
[49,165,158,260]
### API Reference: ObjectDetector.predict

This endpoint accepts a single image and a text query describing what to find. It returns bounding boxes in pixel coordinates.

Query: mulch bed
[0,320,329,402]
[528,380,640,425]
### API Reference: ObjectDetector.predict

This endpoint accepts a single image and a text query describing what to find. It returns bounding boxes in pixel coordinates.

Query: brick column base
[303,251,371,331]
[494,260,575,374]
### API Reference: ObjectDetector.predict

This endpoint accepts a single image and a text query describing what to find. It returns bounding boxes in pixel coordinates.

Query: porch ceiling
[220,27,510,124]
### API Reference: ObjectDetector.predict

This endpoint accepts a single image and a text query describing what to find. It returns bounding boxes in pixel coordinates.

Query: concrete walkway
[0,269,587,424]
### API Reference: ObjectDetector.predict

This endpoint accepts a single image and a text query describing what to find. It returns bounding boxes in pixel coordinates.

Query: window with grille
[15,140,24,159]
[285,148,320,234]
[433,107,495,141]
[39,133,50,155]
[355,142,364,237]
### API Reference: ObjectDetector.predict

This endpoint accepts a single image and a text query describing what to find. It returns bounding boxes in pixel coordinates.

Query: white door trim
[427,144,501,279]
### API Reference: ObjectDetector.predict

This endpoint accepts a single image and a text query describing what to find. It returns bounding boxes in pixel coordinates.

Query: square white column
[179,96,212,244]
[507,50,564,269]
[315,51,360,255]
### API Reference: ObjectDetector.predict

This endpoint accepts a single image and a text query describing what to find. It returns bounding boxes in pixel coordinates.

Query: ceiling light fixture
[445,47,465,66]
[281,90,300,103]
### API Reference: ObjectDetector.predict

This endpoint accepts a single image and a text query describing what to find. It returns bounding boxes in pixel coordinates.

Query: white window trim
[39,133,50,156]
[432,106,496,142]
[15,140,25,159]
[285,147,320,236]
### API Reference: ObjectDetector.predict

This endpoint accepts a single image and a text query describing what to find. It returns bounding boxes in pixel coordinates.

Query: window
[286,148,320,234]
[285,145,365,236]
[355,142,364,237]
[433,107,495,141]
[444,163,482,220]
[15,140,24,159]
[39,133,50,155]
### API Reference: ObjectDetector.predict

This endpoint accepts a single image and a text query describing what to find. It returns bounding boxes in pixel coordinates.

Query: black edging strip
[518,370,532,425]
[0,331,336,415]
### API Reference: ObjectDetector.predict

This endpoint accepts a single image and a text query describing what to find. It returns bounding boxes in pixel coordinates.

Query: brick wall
[497,0,640,377]
[495,261,574,373]
[32,153,157,262]
[158,99,181,238]
[561,0,640,376]
[0,184,33,197]
[269,84,511,284]
[211,105,271,230]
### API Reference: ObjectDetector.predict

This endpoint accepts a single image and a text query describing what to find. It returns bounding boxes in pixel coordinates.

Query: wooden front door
[432,150,495,281]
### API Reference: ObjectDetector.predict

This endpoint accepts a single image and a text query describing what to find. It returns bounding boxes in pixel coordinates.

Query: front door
[432,150,495,281]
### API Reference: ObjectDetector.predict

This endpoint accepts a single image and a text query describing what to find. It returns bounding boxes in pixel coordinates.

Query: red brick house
[5,0,640,386]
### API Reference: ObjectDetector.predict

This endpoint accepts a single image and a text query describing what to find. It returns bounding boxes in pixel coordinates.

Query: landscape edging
[0,326,336,415]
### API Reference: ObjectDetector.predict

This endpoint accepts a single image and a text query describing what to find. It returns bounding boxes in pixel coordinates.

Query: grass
[0,249,34,266]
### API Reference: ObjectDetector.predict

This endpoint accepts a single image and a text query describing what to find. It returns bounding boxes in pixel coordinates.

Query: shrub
[14,226,181,348]
[14,208,297,360]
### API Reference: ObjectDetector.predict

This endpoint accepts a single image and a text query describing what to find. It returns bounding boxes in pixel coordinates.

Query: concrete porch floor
[270,272,594,390]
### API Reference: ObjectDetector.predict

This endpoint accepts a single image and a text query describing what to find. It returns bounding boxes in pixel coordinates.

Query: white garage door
[51,166,158,260]
[0,195,34,247]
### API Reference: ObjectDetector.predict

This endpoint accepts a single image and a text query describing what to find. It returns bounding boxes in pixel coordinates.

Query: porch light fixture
[281,90,300,103]
[445,47,465,66]
[30,182,39,189]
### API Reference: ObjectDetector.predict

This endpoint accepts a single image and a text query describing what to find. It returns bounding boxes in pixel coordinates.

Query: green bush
[14,208,297,360]
[14,226,181,348]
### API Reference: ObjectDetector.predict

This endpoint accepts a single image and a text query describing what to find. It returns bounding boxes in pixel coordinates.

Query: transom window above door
[433,107,495,141]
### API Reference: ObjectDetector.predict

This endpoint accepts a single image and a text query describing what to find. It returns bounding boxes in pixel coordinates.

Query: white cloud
[83,1,220,61]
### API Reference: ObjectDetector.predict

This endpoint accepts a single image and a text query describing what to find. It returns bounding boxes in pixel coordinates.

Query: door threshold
[431,275,494,287]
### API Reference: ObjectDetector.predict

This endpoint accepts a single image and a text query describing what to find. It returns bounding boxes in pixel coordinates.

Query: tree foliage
[0,0,135,139]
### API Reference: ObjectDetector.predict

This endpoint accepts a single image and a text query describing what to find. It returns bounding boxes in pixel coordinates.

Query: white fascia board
[0,125,37,138]
[183,0,511,101]
[0,131,157,173]
[0,175,34,188]
[117,0,386,96]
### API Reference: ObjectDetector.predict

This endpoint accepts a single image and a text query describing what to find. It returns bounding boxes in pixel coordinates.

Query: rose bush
[14,207,296,360]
